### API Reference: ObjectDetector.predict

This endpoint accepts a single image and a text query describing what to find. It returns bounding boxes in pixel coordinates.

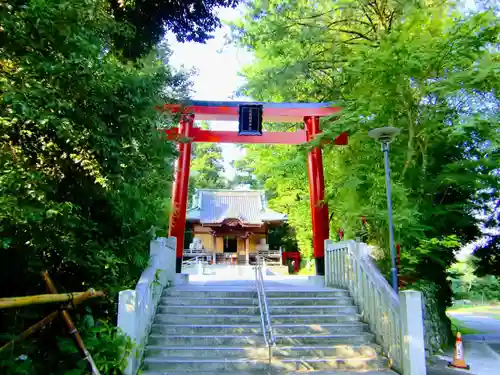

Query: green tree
[449,257,478,295]
[473,203,500,276]
[108,0,239,59]
[449,256,500,302]
[0,0,190,372]
[188,123,228,201]
[232,0,500,342]
[268,223,299,253]
[230,156,264,189]
[190,143,227,191]
[233,142,314,257]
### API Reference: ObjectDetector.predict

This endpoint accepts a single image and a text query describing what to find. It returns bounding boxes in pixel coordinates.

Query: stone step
[154,313,362,325]
[142,356,388,372]
[157,304,358,315]
[150,324,263,335]
[147,334,266,346]
[274,333,375,345]
[276,356,389,371]
[145,344,382,359]
[272,323,367,335]
[268,305,358,315]
[143,357,269,372]
[141,371,398,375]
[149,323,367,336]
[145,345,269,359]
[272,344,382,358]
[154,313,261,325]
[265,290,349,298]
[163,290,256,298]
[157,305,258,315]
[268,297,354,306]
[161,297,256,306]
[271,313,361,324]
[162,289,348,298]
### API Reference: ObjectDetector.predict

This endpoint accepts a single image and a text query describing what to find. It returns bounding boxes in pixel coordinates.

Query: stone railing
[258,249,282,265]
[325,240,426,375]
[118,237,176,375]
[183,248,213,257]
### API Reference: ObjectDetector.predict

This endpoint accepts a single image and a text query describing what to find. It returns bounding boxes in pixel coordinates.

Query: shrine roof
[187,189,287,225]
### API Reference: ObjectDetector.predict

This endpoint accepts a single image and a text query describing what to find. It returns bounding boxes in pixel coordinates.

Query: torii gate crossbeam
[159,101,347,275]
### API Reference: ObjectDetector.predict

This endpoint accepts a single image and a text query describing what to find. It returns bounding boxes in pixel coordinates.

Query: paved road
[488,343,500,355]
[437,341,500,375]
[449,308,500,342]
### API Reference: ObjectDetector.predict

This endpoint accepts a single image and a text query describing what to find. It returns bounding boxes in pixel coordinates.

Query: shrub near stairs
[0,1,182,372]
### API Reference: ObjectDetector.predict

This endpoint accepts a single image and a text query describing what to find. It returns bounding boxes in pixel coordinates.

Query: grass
[448,304,500,315]
[448,304,479,312]
[449,317,482,336]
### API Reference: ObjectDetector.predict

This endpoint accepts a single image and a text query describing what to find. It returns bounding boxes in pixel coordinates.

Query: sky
[165,7,251,180]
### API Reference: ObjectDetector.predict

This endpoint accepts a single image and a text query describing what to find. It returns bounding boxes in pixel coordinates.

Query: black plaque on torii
[238,104,263,136]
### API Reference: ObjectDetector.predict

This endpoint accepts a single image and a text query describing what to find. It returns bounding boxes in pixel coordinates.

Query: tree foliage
[187,123,228,208]
[109,0,239,59]
[184,126,228,247]
[232,0,499,328]
[450,256,500,302]
[233,142,314,256]
[0,0,190,372]
[268,222,299,253]
[473,201,500,276]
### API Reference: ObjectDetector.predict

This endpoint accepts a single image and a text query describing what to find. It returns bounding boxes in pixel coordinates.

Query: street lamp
[368,126,401,292]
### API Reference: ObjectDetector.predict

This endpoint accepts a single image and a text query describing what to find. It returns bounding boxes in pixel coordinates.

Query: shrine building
[184,189,287,265]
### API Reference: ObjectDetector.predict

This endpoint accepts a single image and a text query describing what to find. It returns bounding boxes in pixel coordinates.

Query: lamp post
[368,126,401,292]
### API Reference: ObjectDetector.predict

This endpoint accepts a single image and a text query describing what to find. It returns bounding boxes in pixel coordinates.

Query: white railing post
[118,290,138,375]
[196,258,203,275]
[400,290,427,375]
[117,236,176,375]
[324,242,330,284]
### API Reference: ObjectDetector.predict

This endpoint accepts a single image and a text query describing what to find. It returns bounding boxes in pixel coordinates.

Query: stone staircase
[141,284,396,374]
[267,289,392,373]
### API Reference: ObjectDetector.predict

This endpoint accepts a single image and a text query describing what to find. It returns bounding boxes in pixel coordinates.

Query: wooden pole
[0,291,104,354]
[0,311,58,354]
[0,290,105,309]
[41,271,101,375]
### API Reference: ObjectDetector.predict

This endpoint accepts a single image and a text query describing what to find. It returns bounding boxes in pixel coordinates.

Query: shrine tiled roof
[186,189,287,225]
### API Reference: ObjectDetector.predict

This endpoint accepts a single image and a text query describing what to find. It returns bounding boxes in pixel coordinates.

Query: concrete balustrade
[118,237,177,375]
[325,240,426,375]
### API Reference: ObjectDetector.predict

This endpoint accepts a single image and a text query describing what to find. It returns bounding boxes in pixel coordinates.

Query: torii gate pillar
[305,116,329,275]
[168,114,194,273]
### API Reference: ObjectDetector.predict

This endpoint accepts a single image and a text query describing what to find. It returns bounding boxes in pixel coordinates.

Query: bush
[0,0,184,372]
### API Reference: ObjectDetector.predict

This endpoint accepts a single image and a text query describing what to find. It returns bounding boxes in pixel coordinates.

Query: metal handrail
[254,256,275,347]
[182,255,208,266]
[254,262,268,348]
[260,264,275,347]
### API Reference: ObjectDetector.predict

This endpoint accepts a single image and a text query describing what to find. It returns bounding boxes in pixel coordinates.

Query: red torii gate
[159,101,347,275]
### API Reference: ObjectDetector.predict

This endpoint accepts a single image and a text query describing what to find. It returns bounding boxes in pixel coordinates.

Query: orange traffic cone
[448,332,470,370]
